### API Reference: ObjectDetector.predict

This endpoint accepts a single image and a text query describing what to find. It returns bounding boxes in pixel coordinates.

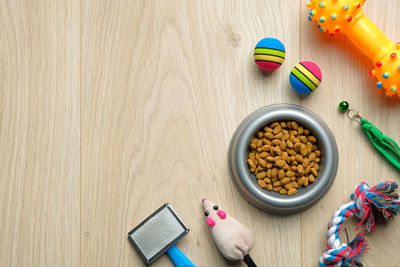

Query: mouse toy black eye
[213,205,218,210]
[204,211,209,216]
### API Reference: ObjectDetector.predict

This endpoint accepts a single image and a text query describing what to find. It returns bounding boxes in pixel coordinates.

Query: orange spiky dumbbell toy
[307,0,400,97]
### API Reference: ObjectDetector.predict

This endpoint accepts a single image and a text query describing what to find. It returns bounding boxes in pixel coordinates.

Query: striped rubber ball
[289,61,322,94]
[254,38,286,71]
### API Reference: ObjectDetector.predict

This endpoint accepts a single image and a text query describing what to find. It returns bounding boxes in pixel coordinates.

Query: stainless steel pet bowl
[228,104,338,214]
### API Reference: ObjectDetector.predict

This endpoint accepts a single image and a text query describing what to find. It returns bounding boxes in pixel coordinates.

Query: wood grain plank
[0,1,80,266]
[300,1,400,266]
[81,1,301,266]
[5,1,399,266]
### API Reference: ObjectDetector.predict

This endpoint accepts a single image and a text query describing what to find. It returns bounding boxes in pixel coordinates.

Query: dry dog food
[247,121,321,196]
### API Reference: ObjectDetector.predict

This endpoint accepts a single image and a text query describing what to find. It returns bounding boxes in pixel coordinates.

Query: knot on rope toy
[320,182,400,267]
[320,244,350,266]
[350,182,370,223]
[320,234,367,267]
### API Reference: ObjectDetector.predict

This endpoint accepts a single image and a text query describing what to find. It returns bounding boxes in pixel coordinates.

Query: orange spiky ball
[307,0,400,97]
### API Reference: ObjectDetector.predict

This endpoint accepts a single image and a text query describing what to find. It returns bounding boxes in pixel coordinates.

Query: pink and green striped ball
[289,61,322,94]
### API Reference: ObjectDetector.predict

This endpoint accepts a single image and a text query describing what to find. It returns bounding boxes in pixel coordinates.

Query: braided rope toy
[307,0,400,97]
[320,181,400,266]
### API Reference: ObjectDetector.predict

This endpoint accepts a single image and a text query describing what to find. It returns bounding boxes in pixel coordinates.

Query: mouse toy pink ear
[217,209,226,219]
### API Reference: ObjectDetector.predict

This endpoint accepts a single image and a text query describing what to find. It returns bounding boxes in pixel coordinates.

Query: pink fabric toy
[202,198,257,267]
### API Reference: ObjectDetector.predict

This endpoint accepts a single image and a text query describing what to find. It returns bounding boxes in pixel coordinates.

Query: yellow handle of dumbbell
[345,13,393,61]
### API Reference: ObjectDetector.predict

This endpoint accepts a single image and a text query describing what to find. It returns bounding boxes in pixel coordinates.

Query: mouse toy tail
[243,254,257,267]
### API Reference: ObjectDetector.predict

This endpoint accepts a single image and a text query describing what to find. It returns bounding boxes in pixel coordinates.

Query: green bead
[339,101,349,112]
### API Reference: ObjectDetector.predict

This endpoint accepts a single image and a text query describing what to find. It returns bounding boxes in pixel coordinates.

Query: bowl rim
[228,104,339,214]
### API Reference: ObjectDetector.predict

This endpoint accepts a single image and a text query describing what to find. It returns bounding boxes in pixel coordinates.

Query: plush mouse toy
[202,198,257,267]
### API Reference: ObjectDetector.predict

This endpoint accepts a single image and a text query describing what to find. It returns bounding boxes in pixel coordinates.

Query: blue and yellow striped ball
[289,61,322,94]
[254,38,286,71]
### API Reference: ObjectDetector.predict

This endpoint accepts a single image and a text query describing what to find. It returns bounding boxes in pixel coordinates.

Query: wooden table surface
[1,1,400,266]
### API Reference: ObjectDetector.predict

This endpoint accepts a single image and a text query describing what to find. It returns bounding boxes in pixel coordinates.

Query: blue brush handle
[166,245,195,267]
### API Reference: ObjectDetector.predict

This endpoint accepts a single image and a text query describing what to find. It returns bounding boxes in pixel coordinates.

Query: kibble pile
[247,121,321,196]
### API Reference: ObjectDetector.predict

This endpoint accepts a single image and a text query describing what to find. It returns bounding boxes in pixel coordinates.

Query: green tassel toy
[339,101,400,171]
